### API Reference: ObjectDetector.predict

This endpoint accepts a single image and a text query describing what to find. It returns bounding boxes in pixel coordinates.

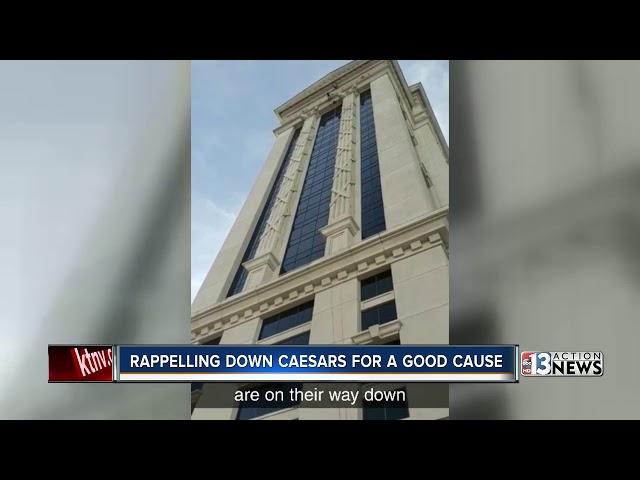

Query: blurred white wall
[451,61,640,419]
[0,61,191,419]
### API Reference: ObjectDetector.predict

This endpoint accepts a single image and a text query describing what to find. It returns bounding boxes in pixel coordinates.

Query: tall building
[192,60,449,420]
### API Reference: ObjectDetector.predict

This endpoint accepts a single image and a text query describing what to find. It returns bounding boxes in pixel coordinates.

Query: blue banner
[117,344,519,383]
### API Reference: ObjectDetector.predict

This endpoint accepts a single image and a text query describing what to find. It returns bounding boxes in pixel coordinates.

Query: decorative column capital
[335,86,358,100]
[321,215,359,238]
[300,107,320,122]
[242,252,280,291]
[243,251,279,272]
[320,216,359,255]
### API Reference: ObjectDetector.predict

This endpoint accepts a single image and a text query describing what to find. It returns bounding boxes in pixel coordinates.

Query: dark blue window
[361,269,393,301]
[192,336,220,408]
[359,90,386,239]
[362,387,409,420]
[191,382,204,413]
[274,330,310,345]
[361,300,397,330]
[280,108,341,274]
[258,301,314,340]
[227,129,301,297]
[236,383,303,420]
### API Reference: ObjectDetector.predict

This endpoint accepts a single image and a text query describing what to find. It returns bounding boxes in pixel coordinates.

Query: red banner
[48,345,114,382]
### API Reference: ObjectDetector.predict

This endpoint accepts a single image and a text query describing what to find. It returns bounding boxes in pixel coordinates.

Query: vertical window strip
[359,90,387,239]
[227,129,301,297]
[280,108,342,274]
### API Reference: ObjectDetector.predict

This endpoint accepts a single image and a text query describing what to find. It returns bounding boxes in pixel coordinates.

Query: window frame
[257,300,314,341]
[360,268,394,302]
[360,299,398,331]
[235,382,304,420]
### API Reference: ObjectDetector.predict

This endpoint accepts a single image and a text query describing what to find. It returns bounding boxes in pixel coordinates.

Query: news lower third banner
[48,344,519,383]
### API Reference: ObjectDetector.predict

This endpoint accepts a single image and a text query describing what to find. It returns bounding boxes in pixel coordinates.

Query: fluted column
[243,113,318,290]
[321,89,359,255]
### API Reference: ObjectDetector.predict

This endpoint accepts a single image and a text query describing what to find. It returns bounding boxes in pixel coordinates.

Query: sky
[191,60,449,301]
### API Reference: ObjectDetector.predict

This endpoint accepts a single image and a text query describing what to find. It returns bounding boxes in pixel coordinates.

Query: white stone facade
[192,60,449,420]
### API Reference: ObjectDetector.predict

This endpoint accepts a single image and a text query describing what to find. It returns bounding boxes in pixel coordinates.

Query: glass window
[191,383,204,413]
[258,300,314,340]
[362,387,409,420]
[281,108,342,274]
[227,128,301,297]
[275,330,310,345]
[379,301,398,324]
[361,308,378,330]
[360,269,394,301]
[236,383,303,420]
[361,300,397,330]
[359,90,386,239]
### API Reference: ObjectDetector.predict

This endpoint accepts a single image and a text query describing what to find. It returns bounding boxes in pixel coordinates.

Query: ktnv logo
[48,345,114,382]
[521,351,603,377]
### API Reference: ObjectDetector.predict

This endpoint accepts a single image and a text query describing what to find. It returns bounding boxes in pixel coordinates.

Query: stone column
[299,277,360,420]
[392,244,449,420]
[392,245,449,345]
[321,89,359,255]
[243,113,318,290]
[370,74,436,230]
[308,277,360,345]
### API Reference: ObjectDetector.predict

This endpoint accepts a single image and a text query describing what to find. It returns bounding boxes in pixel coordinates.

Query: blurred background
[0,61,191,418]
[451,61,640,418]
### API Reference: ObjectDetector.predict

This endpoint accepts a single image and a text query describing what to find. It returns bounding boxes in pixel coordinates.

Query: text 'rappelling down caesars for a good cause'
[112,345,519,382]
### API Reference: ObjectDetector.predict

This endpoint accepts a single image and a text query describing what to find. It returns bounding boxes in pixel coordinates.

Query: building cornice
[275,61,369,119]
[191,207,449,342]
[273,60,419,135]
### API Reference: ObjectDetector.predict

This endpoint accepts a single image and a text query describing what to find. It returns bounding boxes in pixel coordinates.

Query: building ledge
[351,319,402,345]
[191,207,448,341]
[361,291,395,311]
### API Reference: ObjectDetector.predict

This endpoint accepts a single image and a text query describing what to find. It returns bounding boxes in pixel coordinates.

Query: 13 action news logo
[521,351,603,376]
